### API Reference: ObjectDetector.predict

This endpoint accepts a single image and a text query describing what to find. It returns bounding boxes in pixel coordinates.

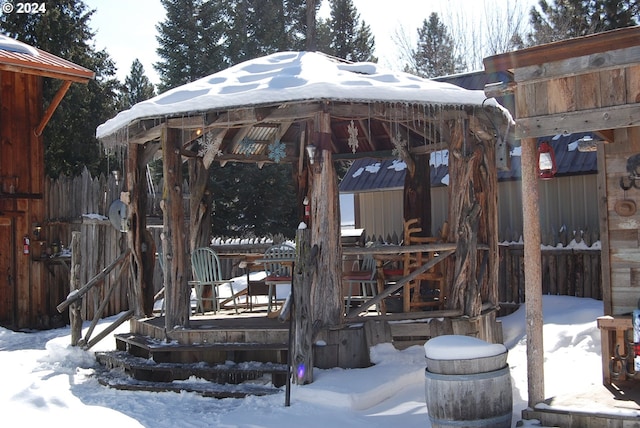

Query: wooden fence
[497,244,602,316]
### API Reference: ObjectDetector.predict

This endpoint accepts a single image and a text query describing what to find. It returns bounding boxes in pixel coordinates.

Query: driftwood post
[446,119,485,317]
[293,227,314,384]
[163,128,190,329]
[69,231,82,346]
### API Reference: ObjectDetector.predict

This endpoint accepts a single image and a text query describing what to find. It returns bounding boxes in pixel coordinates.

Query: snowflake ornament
[268,139,286,163]
[347,120,359,153]
[238,137,256,157]
[197,132,223,168]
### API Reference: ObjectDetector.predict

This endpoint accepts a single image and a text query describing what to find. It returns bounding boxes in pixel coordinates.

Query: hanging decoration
[238,137,255,157]
[538,141,557,180]
[391,129,406,160]
[268,139,286,163]
[197,131,223,168]
[347,120,359,153]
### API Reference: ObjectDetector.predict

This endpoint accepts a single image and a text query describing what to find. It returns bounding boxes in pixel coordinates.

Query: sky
[0,290,614,427]
[82,0,537,87]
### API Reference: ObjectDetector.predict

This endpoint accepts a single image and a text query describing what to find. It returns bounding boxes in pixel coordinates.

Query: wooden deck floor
[522,381,640,426]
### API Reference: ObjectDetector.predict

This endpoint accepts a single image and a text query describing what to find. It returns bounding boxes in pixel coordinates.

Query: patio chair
[402,218,445,312]
[190,247,239,314]
[343,255,379,314]
[262,243,295,314]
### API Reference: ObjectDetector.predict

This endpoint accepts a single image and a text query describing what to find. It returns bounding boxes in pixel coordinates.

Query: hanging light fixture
[538,141,557,180]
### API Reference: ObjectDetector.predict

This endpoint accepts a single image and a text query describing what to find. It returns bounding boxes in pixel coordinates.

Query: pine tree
[154,0,228,92]
[316,0,376,62]
[120,59,156,109]
[412,12,463,79]
[0,0,120,177]
[528,0,639,45]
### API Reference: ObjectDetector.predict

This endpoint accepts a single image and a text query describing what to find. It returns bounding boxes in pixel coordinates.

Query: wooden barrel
[424,365,512,428]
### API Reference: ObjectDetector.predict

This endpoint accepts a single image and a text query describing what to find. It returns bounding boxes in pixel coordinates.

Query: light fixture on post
[112,170,121,187]
[538,141,557,180]
[306,144,321,172]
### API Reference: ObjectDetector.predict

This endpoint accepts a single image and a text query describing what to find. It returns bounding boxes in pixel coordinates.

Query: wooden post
[309,111,343,328]
[162,128,190,329]
[69,231,82,346]
[126,143,155,317]
[293,227,314,384]
[521,136,545,407]
[188,156,212,251]
[446,120,482,317]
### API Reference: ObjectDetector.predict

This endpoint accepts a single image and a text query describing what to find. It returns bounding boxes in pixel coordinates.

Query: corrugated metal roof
[0,35,94,82]
[339,133,598,193]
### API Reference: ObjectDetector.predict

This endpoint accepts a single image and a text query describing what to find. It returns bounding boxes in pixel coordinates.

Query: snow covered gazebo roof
[96,51,512,165]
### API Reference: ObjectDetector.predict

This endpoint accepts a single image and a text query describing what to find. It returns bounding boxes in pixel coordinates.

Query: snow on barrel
[424,335,512,428]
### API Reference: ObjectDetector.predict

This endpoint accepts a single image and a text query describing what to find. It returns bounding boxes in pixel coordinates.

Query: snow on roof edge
[96,51,511,141]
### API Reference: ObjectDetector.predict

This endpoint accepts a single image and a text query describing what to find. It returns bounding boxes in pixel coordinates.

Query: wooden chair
[190,247,239,314]
[402,218,446,312]
[263,243,295,313]
[343,255,378,314]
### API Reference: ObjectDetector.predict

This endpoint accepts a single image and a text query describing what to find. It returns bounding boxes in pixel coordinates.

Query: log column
[521,136,545,407]
[162,128,190,329]
[309,111,342,328]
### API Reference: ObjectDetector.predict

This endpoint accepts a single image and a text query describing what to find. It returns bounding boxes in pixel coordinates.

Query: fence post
[70,231,82,346]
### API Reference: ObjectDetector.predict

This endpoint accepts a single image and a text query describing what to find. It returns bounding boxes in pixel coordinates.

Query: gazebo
[96,51,512,376]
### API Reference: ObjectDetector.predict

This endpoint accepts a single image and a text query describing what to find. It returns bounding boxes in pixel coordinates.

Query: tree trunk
[163,128,190,329]
[309,112,342,328]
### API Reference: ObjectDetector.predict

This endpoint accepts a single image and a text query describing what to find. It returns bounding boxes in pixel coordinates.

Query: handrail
[345,249,455,318]
[56,248,131,313]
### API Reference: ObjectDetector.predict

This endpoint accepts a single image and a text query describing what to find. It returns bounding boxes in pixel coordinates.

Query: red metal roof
[0,35,94,82]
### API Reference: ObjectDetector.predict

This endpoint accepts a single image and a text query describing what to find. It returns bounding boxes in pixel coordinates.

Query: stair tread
[115,332,289,351]
[96,350,288,373]
[95,363,283,398]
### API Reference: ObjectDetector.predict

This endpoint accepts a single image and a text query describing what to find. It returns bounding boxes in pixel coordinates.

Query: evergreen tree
[0,0,120,177]
[528,0,639,45]
[412,12,463,78]
[224,0,308,64]
[154,0,228,92]
[316,0,376,62]
[119,59,156,109]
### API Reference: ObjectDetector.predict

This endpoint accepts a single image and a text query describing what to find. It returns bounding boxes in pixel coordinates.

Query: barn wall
[0,71,46,329]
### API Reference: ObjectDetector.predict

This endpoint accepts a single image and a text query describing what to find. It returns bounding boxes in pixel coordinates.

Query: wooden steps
[95,331,290,398]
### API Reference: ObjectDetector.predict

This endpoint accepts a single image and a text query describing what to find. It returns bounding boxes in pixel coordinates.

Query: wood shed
[0,35,94,330]
[484,25,640,426]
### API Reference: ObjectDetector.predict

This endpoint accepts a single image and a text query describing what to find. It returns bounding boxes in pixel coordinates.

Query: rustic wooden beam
[484,26,640,72]
[69,231,82,346]
[34,80,72,137]
[517,104,640,139]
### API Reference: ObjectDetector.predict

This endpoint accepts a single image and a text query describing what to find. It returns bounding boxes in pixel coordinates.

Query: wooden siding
[602,126,640,315]
[0,70,46,329]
